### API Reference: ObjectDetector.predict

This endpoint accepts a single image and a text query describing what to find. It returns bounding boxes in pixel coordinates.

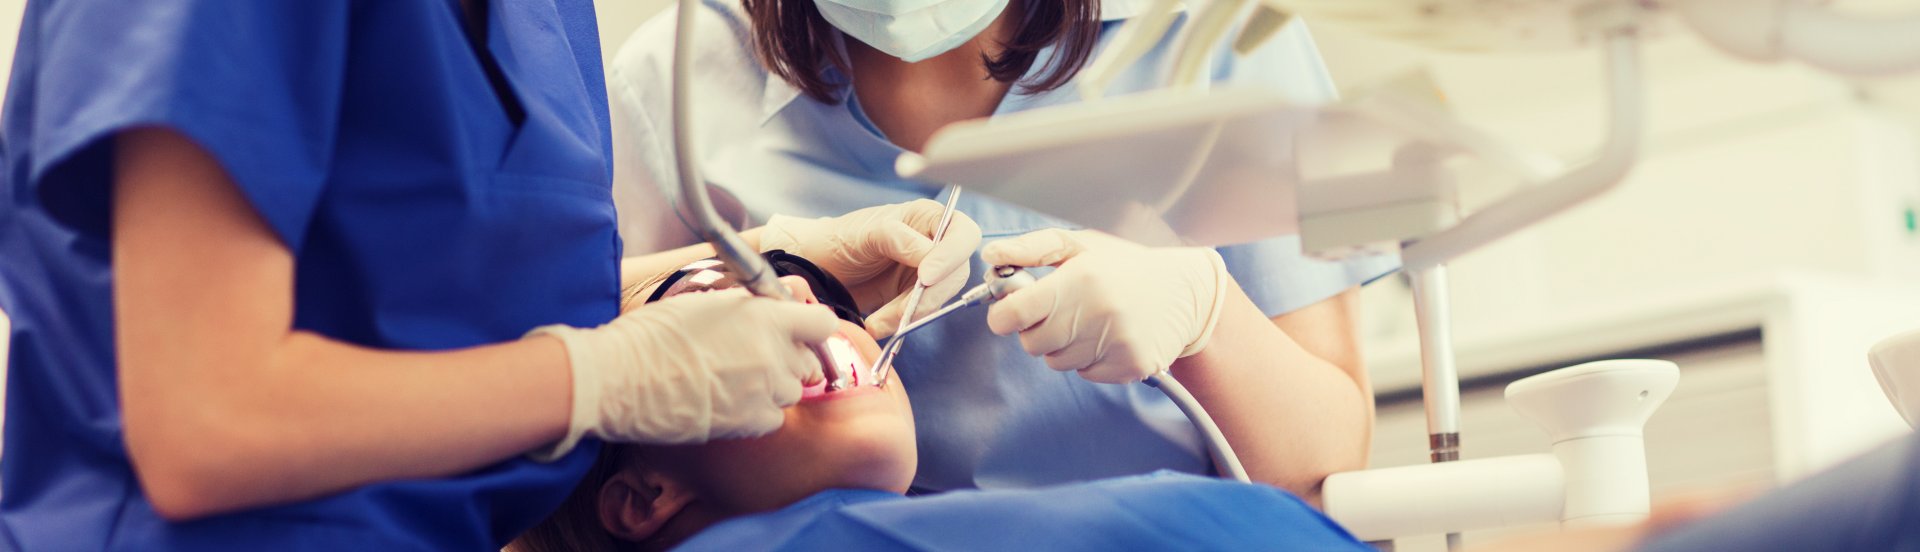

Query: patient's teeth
[817,336,874,394]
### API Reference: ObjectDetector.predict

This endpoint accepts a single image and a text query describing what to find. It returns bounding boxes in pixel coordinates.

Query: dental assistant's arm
[114,129,833,521]
[1169,287,1370,505]
[982,229,1370,504]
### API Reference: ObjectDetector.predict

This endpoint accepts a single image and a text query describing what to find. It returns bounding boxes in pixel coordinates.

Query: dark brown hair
[743,0,1104,103]
[510,445,629,552]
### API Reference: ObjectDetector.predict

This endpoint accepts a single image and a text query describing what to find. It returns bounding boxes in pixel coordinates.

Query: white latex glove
[758,199,983,338]
[527,288,839,459]
[981,229,1229,384]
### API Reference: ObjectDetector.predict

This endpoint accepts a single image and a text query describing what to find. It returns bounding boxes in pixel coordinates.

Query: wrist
[523,326,599,462]
[1178,250,1229,358]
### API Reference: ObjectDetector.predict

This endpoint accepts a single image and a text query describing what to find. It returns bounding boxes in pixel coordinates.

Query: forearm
[1169,284,1372,503]
[125,331,572,519]
[113,127,583,520]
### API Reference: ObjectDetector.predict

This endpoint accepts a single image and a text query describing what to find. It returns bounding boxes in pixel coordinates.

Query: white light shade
[1506,359,1679,443]
[1869,329,1920,427]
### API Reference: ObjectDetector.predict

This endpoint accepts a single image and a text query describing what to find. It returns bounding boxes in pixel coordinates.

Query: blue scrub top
[0,0,617,549]
[607,0,1399,492]
[676,472,1369,551]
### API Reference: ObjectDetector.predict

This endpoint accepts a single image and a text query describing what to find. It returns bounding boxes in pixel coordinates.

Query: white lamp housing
[1323,360,1680,539]
[1506,359,1679,526]
[1869,329,1920,428]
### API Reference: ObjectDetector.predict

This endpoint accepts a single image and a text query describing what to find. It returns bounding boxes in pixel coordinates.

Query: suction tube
[1148,373,1251,483]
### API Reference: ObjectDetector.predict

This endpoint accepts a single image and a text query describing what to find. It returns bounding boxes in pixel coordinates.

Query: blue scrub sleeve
[27,0,349,249]
[1219,237,1398,317]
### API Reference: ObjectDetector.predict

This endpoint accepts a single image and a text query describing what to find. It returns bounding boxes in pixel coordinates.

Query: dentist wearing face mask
[606,0,1397,503]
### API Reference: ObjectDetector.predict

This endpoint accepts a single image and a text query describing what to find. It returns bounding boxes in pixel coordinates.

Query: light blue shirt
[607,0,1399,491]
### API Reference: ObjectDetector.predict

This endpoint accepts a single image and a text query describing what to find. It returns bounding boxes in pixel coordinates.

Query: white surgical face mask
[814,0,1013,63]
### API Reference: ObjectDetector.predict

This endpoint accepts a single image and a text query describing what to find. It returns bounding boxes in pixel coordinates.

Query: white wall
[1310,16,1920,387]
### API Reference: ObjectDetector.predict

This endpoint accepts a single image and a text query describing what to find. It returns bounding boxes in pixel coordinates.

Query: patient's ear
[598,469,695,542]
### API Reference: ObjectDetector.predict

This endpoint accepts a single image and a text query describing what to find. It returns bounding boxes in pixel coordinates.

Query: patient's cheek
[847,329,882,360]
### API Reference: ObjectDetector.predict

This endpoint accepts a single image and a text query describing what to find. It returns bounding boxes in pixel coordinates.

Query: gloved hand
[758,199,983,338]
[981,229,1229,384]
[527,287,840,460]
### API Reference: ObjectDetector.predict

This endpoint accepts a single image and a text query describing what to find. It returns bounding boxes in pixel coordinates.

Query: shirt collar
[760,70,806,125]
[761,32,853,124]
[758,0,1186,122]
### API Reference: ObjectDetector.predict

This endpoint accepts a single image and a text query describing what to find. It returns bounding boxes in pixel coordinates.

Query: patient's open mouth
[803,335,877,401]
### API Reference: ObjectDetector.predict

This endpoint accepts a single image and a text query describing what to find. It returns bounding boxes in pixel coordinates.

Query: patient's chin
[811,412,918,493]
[672,321,916,512]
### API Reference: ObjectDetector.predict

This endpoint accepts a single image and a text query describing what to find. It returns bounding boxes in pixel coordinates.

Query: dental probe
[871,186,963,386]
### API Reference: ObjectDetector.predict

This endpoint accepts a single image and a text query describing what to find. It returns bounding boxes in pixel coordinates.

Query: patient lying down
[512,254,1920,552]
[510,254,1367,552]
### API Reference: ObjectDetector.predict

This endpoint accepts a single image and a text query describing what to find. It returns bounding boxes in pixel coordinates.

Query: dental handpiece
[870,266,1036,387]
[670,0,846,391]
[887,266,1037,342]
